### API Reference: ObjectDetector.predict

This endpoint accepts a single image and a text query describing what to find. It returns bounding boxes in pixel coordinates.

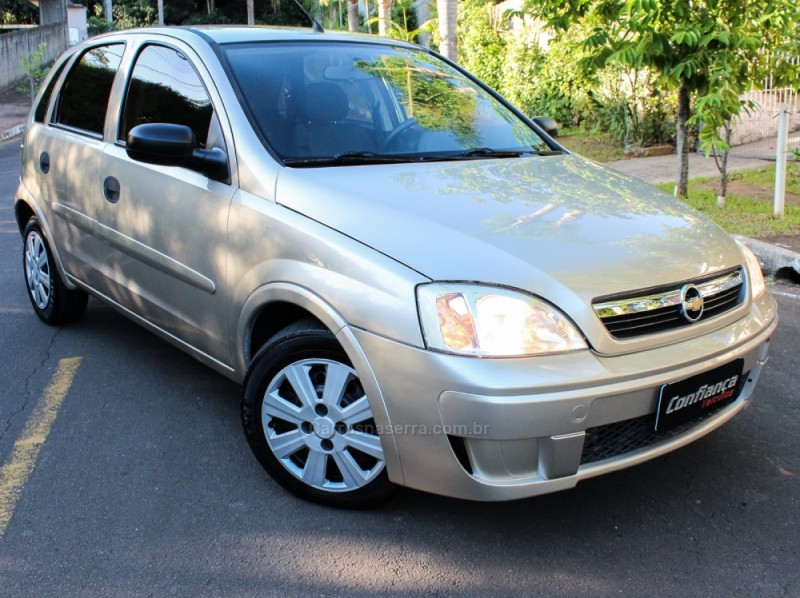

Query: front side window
[121,45,214,148]
[223,41,555,164]
[56,44,124,135]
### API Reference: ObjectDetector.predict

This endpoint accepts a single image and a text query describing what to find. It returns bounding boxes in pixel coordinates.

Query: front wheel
[22,218,88,325]
[241,320,395,508]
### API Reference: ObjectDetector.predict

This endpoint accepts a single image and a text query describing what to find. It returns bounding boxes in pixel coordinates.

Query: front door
[96,43,235,365]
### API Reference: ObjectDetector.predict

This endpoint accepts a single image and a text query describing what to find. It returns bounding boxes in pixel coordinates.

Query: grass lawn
[656,163,800,237]
[557,129,628,163]
[728,161,800,195]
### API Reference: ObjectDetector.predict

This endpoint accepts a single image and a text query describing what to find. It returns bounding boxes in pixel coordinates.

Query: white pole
[158,0,164,25]
[774,104,789,219]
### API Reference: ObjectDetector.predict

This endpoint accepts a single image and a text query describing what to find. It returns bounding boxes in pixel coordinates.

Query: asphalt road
[0,138,798,597]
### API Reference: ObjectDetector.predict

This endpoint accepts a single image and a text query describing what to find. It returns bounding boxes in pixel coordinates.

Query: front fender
[235,282,406,485]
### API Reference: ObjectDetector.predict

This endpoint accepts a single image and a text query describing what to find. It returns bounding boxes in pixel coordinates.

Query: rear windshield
[222,41,554,164]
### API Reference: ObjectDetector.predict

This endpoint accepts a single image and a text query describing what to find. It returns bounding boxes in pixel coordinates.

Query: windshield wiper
[441,147,563,160]
[283,147,563,167]
[283,151,421,167]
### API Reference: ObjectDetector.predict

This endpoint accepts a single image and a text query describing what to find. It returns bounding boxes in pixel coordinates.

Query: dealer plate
[655,359,744,432]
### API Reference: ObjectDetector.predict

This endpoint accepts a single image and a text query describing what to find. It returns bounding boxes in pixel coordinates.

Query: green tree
[504,23,599,129]
[457,0,506,91]
[1,0,38,24]
[367,8,430,43]
[437,0,457,60]
[522,0,799,199]
[687,2,799,205]
[347,0,359,31]
[376,0,392,36]
[79,0,320,28]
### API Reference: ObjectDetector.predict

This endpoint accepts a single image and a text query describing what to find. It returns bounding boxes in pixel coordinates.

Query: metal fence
[727,56,800,160]
[727,88,800,160]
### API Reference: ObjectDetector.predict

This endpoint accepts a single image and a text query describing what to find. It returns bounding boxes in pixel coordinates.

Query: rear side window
[55,44,124,135]
[121,45,214,148]
[34,59,68,123]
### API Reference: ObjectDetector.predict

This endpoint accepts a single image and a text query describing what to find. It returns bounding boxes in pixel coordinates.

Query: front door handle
[103,176,121,203]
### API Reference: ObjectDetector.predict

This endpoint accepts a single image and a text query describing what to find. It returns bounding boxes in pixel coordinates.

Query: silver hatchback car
[15,26,777,507]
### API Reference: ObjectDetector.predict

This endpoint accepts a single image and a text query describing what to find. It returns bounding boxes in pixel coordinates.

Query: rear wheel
[22,218,87,324]
[241,320,395,508]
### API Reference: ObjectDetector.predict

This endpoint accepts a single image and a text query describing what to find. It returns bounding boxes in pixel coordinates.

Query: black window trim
[51,41,127,140]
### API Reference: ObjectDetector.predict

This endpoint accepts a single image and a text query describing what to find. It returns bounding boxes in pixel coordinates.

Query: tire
[241,319,396,508]
[22,218,88,325]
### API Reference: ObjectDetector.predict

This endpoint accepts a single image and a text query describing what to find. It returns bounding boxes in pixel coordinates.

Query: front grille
[593,268,744,340]
[580,394,740,465]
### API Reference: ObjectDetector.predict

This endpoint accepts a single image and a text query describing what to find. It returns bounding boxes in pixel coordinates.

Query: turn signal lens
[737,241,766,299]
[436,293,478,351]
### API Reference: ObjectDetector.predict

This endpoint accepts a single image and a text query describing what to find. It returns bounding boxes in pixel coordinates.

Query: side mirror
[127,123,229,181]
[532,116,559,138]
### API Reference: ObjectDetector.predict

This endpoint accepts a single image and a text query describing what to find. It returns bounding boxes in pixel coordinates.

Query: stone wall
[0,23,68,92]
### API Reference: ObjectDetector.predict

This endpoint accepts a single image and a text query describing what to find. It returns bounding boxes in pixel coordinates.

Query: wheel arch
[14,194,79,291]
[236,282,405,485]
[237,283,349,375]
[14,198,35,235]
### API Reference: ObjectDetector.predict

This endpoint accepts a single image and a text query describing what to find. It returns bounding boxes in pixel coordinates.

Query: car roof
[94,25,417,49]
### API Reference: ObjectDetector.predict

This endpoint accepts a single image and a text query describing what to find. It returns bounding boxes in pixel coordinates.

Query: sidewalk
[0,88,30,143]
[607,152,769,185]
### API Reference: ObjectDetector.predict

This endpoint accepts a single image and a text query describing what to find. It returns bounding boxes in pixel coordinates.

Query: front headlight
[736,241,766,299]
[416,283,587,357]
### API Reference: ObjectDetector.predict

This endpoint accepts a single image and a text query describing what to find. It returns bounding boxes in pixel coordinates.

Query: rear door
[31,43,125,285]
[96,42,236,365]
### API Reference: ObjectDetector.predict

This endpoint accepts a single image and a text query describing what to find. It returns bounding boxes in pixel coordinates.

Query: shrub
[17,42,49,102]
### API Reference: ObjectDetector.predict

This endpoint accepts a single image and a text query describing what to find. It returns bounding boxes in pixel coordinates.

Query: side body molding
[51,201,216,294]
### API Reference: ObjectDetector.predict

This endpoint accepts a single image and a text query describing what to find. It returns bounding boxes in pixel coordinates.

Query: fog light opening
[447,435,474,475]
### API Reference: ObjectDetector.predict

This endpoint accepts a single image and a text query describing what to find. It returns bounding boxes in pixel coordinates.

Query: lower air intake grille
[580,395,740,465]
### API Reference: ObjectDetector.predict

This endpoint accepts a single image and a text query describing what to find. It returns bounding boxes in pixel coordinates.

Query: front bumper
[351,292,778,501]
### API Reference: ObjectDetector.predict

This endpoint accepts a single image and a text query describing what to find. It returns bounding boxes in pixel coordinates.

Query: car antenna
[292,0,325,33]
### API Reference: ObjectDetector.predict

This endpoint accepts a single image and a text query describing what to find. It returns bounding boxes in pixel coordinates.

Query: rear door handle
[39,152,50,174]
[103,176,121,203]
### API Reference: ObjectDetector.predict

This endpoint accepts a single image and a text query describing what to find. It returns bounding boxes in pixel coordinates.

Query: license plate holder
[655,359,744,432]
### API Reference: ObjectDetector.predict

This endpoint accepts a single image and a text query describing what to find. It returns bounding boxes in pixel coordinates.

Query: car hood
[276,154,743,305]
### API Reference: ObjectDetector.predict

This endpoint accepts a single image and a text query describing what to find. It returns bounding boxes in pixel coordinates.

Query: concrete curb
[0,123,25,143]
[734,235,800,279]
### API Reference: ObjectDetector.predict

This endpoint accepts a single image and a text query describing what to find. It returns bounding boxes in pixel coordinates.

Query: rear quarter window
[33,59,68,124]
[55,43,125,135]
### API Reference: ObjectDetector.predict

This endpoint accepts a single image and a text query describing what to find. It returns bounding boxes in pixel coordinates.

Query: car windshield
[222,41,557,165]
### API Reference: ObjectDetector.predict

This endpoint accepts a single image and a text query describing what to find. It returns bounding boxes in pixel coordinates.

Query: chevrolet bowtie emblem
[685,296,704,311]
[680,284,705,322]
